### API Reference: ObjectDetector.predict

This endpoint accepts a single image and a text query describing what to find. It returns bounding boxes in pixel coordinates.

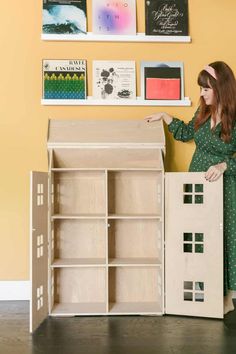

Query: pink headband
[204,65,217,80]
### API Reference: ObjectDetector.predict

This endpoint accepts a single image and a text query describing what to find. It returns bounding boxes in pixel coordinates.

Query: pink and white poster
[92,0,136,35]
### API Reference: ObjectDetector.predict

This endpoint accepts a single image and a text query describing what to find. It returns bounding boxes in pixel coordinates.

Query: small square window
[184,184,193,193]
[184,244,192,253]
[195,195,204,204]
[184,195,192,204]
[184,233,193,241]
[195,293,204,302]
[195,244,204,253]
[183,281,205,303]
[184,281,193,290]
[195,233,204,242]
[195,184,203,193]
[184,292,193,301]
[195,282,204,291]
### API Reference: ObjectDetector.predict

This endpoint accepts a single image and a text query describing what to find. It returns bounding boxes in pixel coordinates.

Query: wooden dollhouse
[30,119,224,332]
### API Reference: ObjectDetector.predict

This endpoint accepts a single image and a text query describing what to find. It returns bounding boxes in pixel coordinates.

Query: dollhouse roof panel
[47,119,165,147]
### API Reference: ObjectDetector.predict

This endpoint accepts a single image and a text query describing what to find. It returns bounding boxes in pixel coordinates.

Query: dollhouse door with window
[165,172,224,318]
[30,172,48,333]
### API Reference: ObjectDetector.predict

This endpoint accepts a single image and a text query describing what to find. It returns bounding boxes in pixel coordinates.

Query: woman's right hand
[145,112,173,125]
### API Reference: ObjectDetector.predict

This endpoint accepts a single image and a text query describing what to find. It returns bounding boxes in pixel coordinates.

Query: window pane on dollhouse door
[30,171,48,332]
[165,172,223,318]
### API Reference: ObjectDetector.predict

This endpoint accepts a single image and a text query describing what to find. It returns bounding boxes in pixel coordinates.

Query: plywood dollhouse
[30,119,224,332]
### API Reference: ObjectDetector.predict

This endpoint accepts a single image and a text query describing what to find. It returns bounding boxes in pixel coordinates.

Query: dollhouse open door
[30,172,48,332]
[165,172,224,318]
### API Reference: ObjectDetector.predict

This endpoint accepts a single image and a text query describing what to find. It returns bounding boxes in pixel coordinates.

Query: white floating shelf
[41,96,191,107]
[41,32,191,43]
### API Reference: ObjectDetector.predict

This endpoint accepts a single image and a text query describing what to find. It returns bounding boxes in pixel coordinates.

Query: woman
[145,61,236,315]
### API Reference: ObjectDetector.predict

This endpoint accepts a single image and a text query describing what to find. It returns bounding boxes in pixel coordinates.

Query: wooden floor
[0,301,236,354]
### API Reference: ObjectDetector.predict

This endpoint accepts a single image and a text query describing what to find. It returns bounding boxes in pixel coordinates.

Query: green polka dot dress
[168,111,236,295]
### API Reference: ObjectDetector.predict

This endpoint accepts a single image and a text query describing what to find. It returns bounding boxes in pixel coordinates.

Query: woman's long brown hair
[195,61,236,142]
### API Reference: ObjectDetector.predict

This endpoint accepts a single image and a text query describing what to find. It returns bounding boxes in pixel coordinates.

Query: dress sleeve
[168,111,198,142]
[224,126,236,176]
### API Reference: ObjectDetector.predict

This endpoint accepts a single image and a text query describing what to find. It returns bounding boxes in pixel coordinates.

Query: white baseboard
[0,281,30,300]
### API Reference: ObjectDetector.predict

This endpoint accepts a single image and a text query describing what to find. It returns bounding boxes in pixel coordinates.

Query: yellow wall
[0,0,236,280]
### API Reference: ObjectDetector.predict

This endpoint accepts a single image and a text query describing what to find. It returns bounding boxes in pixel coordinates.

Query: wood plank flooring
[0,301,236,354]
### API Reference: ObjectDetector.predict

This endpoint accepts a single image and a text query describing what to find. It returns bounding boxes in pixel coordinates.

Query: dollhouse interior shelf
[51,258,161,268]
[41,97,191,106]
[50,302,162,316]
[51,214,162,220]
[41,32,191,43]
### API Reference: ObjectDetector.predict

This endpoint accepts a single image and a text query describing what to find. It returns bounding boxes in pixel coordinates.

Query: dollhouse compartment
[107,170,162,217]
[52,170,106,217]
[108,219,162,265]
[52,219,107,267]
[51,267,107,315]
[108,266,162,314]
